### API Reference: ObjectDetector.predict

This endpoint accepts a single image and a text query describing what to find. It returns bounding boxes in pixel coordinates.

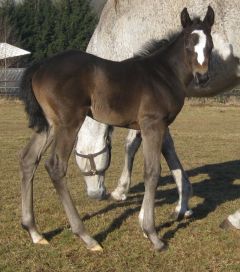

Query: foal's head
[181,6,214,87]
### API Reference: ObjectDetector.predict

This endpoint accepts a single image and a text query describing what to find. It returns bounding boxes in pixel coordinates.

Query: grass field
[0,100,240,272]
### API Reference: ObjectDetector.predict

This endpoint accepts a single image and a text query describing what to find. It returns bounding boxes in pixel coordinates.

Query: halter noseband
[75,139,111,176]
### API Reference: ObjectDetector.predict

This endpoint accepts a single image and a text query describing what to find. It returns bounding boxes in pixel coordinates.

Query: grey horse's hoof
[170,209,193,221]
[111,190,127,201]
[220,219,235,230]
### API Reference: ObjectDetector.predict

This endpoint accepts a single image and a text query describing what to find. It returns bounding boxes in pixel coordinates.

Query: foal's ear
[181,7,192,28]
[203,6,215,29]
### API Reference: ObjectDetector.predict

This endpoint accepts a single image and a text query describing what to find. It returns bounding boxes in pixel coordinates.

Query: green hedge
[0,0,97,64]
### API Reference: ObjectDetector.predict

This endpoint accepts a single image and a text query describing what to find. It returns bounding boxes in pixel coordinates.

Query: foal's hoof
[154,241,168,252]
[88,243,103,252]
[220,219,235,230]
[143,232,148,239]
[35,238,49,245]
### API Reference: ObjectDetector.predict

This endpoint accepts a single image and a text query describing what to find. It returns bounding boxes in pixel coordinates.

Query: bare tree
[0,15,20,68]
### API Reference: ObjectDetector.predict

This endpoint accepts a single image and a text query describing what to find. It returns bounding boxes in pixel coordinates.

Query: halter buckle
[75,138,111,176]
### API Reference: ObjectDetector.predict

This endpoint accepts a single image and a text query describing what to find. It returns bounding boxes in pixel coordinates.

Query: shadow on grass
[44,160,240,244]
[43,227,66,241]
[93,160,240,243]
[187,160,240,218]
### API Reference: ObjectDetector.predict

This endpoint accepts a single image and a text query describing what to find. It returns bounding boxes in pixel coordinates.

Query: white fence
[0,68,25,97]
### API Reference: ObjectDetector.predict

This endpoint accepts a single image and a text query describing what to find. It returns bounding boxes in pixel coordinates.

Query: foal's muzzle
[194,72,210,87]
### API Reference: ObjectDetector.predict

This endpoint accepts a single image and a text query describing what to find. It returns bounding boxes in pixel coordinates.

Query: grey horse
[75,0,240,229]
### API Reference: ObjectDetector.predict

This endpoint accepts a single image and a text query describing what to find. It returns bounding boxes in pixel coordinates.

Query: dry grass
[0,101,240,272]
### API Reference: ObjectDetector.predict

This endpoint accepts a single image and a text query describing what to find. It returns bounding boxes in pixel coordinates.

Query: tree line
[0,0,97,65]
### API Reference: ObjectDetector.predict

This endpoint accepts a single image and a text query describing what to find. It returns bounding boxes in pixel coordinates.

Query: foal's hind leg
[20,130,53,244]
[45,123,102,252]
[162,129,193,220]
[139,119,166,251]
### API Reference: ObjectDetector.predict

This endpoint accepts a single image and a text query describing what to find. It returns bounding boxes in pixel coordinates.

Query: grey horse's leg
[111,130,142,200]
[20,129,53,244]
[45,123,102,251]
[162,129,193,219]
[220,209,240,230]
[111,128,193,219]
[139,120,166,251]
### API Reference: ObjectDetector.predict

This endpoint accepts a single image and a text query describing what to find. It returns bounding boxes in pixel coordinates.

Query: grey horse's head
[75,119,112,200]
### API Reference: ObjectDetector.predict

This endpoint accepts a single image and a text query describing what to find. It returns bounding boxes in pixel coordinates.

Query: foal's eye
[186,36,197,51]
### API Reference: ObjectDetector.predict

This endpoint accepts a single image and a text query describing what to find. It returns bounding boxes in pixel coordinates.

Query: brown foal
[20,7,214,251]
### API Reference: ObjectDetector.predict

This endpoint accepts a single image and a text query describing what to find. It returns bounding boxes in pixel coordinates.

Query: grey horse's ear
[203,6,215,28]
[181,7,192,28]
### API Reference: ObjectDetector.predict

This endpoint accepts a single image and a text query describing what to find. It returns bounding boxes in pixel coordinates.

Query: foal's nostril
[195,72,209,86]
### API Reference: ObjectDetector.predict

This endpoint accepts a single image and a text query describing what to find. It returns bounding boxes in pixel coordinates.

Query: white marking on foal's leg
[139,207,144,226]
[192,30,207,65]
[138,208,147,238]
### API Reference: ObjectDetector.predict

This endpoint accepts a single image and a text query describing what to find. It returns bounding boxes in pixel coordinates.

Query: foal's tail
[19,63,49,133]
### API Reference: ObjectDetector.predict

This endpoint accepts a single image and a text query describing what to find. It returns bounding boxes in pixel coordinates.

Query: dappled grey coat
[80,0,240,229]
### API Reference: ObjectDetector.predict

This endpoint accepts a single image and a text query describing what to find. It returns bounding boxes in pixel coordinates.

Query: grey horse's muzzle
[87,185,107,200]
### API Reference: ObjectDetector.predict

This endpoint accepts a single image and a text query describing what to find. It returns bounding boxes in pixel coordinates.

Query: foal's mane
[135,18,202,58]
[135,38,172,58]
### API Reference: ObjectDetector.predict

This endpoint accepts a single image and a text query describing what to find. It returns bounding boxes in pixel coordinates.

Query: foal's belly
[88,85,141,128]
[89,102,139,129]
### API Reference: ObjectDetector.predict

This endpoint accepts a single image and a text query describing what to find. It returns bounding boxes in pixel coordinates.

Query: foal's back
[32,49,180,129]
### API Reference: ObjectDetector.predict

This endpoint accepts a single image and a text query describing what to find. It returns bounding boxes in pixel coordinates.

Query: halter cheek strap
[75,140,111,176]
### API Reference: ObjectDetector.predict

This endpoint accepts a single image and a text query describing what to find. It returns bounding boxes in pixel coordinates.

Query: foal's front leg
[139,120,166,251]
